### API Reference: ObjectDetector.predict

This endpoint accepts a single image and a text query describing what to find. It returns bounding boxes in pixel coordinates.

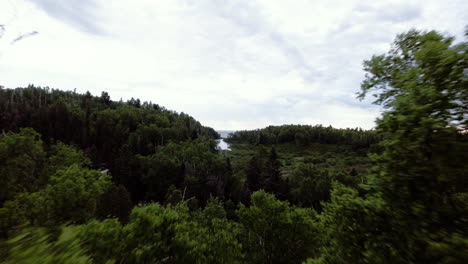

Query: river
[216,130,235,151]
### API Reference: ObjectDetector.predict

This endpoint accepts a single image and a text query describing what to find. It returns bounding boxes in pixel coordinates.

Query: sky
[0,0,466,130]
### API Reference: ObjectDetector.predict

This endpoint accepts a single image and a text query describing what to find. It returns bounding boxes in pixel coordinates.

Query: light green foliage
[44,165,111,224]
[78,200,244,264]
[16,165,111,225]
[0,137,105,234]
[79,219,124,264]
[174,218,244,264]
[81,203,185,263]
[0,128,45,204]
[176,198,244,264]
[1,227,92,264]
[41,142,91,180]
[122,203,189,263]
[200,197,227,220]
[360,30,468,196]
[307,183,390,264]
[359,30,467,115]
[238,191,319,264]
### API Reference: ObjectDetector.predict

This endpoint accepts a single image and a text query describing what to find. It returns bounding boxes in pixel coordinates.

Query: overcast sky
[0,0,466,130]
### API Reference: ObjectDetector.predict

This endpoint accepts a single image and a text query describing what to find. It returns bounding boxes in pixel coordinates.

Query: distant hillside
[226,125,381,152]
[216,130,236,139]
[0,85,220,146]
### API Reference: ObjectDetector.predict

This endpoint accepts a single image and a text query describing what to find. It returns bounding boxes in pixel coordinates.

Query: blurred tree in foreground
[309,29,468,264]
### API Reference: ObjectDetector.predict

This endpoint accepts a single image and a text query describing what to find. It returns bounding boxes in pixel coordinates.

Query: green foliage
[176,198,244,264]
[0,135,109,235]
[96,184,133,222]
[79,219,124,263]
[138,147,184,201]
[12,165,111,226]
[228,141,367,208]
[238,191,319,264]
[122,203,188,263]
[359,29,468,263]
[310,29,468,264]
[307,184,389,264]
[0,86,220,203]
[227,125,380,151]
[0,199,26,237]
[289,163,331,208]
[242,146,286,199]
[164,185,184,206]
[139,139,230,204]
[1,227,92,264]
[79,200,244,264]
[42,142,91,179]
[44,165,111,224]
[0,128,45,205]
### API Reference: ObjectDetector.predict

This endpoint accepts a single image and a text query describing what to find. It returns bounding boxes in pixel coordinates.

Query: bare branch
[0,25,5,38]
[10,31,38,45]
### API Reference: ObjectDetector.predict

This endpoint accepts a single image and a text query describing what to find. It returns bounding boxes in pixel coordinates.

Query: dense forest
[225,124,381,152]
[0,29,467,263]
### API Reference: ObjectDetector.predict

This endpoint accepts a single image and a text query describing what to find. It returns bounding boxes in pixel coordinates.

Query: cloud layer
[0,0,466,130]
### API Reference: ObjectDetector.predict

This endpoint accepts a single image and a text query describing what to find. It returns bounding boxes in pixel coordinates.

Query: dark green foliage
[0,128,45,205]
[227,141,368,208]
[288,163,332,209]
[164,185,184,206]
[243,146,288,198]
[226,124,381,151]
[264,147,281,194]
[138,139,230,204]
[0,87,219,204]
[96,184,132,223]
[245,155,263,192]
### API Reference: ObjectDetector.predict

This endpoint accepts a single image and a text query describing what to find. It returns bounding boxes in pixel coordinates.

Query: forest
[0,29,467,264]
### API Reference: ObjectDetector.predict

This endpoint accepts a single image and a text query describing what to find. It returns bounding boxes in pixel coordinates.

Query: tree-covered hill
[0,85,220,150]
[0,86,220,202]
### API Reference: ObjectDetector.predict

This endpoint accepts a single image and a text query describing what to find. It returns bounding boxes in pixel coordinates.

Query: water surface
[216,130,235,151]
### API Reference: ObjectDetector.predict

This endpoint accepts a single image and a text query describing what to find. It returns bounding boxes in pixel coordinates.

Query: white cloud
[0,0,466,130]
